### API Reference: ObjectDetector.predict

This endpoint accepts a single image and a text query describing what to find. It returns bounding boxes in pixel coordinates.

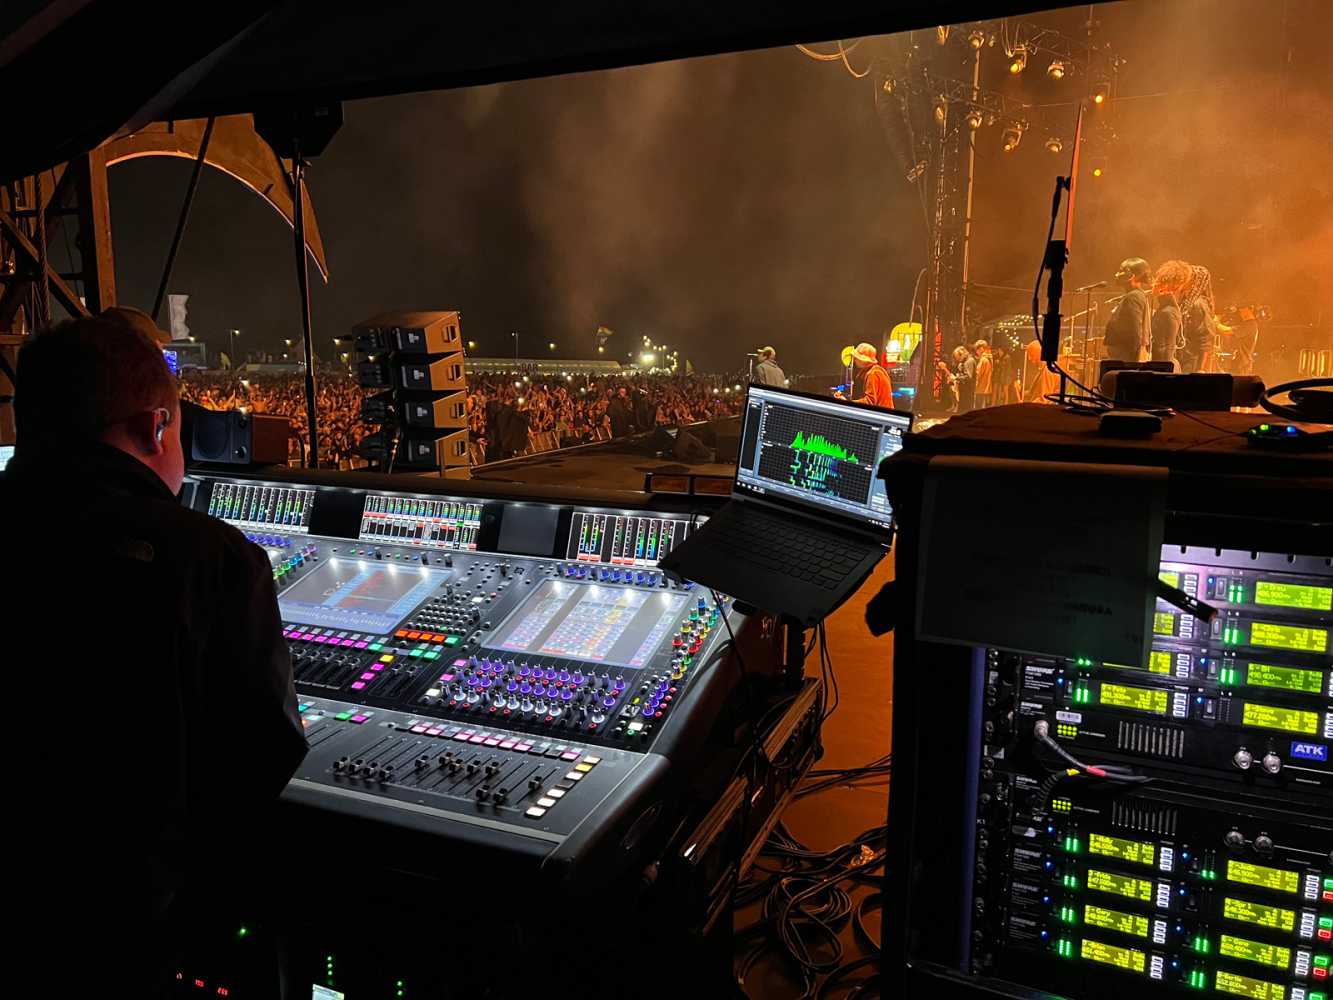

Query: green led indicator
[237,926,248,938]
[1188,969,1207,989]
[1191,935,1210,953]
[1063,874,1080,889]
[1056,938,1074,958]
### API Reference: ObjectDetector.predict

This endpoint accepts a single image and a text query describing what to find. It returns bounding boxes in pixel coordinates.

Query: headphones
[153,406,169,444]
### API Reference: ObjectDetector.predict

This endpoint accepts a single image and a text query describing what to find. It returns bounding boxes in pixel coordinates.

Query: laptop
[659,384,911,624]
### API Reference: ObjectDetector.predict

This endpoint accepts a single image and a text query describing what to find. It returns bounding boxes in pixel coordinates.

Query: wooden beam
[69,149,116,312]
[0,207,90,320]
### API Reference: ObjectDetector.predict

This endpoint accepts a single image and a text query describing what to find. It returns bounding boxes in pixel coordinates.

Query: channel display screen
[1214,970,1286,1000]
[1088,833,1155,867]
[1226,860,1300,895]
[1079,938,1146,974]
[1241,702,1320,736]
[1249,621,1328,653]
[1254,580,1332,611]
[1245,663,1325,694]
[278,559,443,634]
[1099,682,1169,715]
[1222,897,1296,933]
[486,580,687,669]
[1086,869,1154,902]
[1083,905,1149,938]
[1219,934,1291,971]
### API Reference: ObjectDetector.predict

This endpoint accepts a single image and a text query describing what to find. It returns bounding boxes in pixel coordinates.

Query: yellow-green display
[1241,702,1319,736]
[1222,897,1296,933]
[1099,683,1169,714]
[1254,580,1332,611]
[1079,938,1146,973]
[1219,934,1291,971]
[1087,869,1154,901]
[1083,905,1149,938]
[1088,833,1155,867]
[1214,969,1286,1000]
[1249,621,1328,653]
[1245,662,1324,694]
[1226,860,1299,894]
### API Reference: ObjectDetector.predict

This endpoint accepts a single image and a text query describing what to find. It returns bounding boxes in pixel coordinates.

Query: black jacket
[1104,287,1150,361]
[1151,297,1181,364]
[1,442,306,983]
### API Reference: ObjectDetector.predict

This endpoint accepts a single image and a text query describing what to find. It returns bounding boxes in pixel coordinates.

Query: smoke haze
[103,0,1329,374]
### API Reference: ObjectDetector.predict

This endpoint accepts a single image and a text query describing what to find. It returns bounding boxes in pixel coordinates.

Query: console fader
[186,470,770,885]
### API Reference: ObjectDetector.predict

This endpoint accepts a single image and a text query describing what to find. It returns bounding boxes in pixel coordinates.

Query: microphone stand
[1039,176,1072,404]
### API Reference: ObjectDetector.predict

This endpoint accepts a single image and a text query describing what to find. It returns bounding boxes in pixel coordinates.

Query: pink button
[469,735,486,744]
[350,714,368,724]
[484,738,500,747]
[515,744,532,752]
[426,727,443,736]
[560,751,579,761]
[360,672,375,681]
[499,740,516,749]
[453,658,469,667]
[350,681,366,690]
[340,639,355,647]
[370,663,385,671]
[411,725,428,734]
[454,732,472,742]
[353,641,368,649]
[440,673,455,682]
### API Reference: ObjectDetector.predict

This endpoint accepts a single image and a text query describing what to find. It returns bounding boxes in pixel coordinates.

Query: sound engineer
[1,310,307,994]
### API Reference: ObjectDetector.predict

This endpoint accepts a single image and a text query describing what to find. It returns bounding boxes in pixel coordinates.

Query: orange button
[407,631,422,640]
[395,630,409,638]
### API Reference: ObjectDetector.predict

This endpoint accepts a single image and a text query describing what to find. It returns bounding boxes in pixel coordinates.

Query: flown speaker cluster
[343,311,471,477]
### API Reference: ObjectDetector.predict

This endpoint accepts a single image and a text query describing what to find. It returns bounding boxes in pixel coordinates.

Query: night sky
[100,0,1330,374]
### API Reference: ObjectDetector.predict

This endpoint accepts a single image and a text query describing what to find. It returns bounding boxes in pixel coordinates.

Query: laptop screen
[733,385,911,532]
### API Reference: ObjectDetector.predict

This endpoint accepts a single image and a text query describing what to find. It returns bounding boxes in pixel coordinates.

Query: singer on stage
[1104,257,1152,361]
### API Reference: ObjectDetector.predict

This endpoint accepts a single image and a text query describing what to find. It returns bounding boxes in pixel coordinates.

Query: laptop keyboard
[708,506,869,589]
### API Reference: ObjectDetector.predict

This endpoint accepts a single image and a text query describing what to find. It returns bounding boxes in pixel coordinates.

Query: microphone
[1075,280,1109,292]
[744,352,759,357]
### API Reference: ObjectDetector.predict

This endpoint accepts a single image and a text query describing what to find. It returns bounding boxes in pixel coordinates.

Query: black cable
[1259,377,1333,423]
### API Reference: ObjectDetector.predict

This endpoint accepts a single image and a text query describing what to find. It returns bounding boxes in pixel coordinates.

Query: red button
[1313,968,1327,979]
[1322,890,1333,902]
[1319,928,1332,940]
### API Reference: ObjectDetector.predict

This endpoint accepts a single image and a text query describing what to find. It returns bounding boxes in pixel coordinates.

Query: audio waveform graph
[755,403,878,505]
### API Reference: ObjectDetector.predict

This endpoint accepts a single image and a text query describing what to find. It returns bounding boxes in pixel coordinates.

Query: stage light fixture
[965,108,984,131]
[1047,59,1066,80]
[882,77,895,94]
[968,31,986,50]
[1044,136,1063,154]
[1009,48,1027,75]
[1092,80,1110,104]
[1091,161,1105,178]
[936,26,950,45]
[933,100,947,124]
[1001,125,1024,152]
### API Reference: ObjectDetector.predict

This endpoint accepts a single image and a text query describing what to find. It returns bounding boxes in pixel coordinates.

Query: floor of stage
[734,555,893,996]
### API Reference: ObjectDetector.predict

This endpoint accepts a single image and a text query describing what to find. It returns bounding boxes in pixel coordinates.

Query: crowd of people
[466,371,744,460]
[178,367,746,466]
[179,367,367,466]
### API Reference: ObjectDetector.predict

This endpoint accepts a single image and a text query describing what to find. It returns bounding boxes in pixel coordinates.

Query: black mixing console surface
[185,469,761,881]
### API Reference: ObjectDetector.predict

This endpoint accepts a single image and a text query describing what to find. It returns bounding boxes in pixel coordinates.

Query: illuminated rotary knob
[1232,749,1253,770]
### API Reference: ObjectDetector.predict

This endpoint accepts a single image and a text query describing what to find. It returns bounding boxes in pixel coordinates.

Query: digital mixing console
[184,470,763,884]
